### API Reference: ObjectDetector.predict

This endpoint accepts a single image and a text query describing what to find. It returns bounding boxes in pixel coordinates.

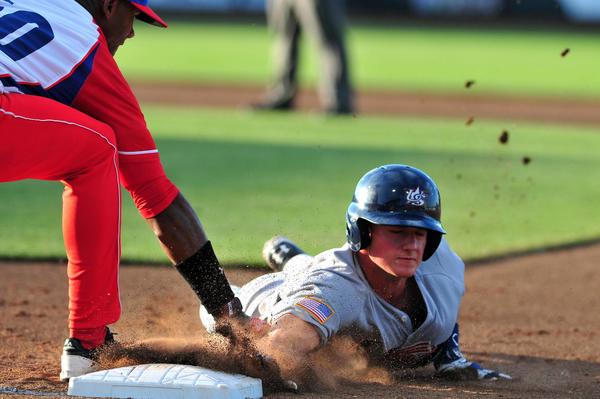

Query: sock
[70,326,107,349]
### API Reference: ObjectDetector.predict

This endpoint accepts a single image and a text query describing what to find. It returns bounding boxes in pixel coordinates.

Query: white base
[67,363,262,399]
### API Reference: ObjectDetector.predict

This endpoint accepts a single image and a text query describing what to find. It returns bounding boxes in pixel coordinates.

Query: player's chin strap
[433,324,512,381]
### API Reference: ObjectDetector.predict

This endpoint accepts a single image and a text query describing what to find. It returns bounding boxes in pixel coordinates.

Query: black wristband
[174,241,235,316]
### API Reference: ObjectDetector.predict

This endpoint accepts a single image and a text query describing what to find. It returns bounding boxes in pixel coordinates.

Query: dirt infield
[2,85,599,397]
[1,242,600,398]
[131,81,600,126]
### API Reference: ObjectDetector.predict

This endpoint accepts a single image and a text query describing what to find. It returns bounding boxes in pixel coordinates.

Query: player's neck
[358,252,409,303]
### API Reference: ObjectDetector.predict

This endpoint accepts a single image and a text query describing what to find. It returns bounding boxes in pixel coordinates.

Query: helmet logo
[405,187,426,206]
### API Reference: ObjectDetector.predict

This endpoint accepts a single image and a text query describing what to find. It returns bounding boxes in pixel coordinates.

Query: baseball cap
[128,0,168,28]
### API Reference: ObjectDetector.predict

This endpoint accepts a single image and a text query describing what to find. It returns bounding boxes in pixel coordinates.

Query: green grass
[1,107,600,265]
[116,22,600,98]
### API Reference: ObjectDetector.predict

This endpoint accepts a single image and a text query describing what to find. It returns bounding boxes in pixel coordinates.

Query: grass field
[116,22,600,99]
[1,107,599,265]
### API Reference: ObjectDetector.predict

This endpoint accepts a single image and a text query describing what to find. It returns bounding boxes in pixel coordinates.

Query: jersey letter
[0,9,54,61]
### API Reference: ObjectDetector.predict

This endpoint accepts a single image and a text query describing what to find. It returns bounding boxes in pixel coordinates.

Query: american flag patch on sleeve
[295,297,334,324]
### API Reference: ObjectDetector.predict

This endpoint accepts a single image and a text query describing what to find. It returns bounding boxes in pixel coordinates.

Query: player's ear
[101,0,119,19]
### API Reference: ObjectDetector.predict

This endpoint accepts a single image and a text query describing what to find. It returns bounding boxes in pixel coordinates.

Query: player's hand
[212,297,270,338]
[435,357,512,381]
[433,324,511,381]
[215,315,270,338]
[224,328,299,393]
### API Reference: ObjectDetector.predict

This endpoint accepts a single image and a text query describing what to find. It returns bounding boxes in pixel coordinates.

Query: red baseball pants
[0,93,121,349]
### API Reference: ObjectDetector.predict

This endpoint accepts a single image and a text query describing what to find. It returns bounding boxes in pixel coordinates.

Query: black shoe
[262,236,305,272]
[59,328,115,382]
[324,106,355,116]
[250,98,294,111]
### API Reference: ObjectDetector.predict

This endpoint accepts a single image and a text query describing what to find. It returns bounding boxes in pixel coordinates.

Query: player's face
[98,0,140,55]
[364,225,427,279]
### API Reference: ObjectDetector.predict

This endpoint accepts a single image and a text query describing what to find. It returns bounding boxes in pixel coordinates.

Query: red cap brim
[132,3,168,28]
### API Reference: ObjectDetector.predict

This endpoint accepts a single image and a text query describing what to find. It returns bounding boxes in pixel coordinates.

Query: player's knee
[94,122,117,150]
[76,118,116,157]
[86,123,118,166]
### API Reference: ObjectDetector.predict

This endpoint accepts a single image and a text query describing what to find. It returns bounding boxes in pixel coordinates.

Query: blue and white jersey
[0,0,158,155]
[0,0,100,102]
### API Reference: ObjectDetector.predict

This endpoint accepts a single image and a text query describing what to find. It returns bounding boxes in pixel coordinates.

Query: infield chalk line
[0,386,67,397]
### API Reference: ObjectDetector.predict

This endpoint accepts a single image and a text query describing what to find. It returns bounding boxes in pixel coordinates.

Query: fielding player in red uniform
[0,0,243,380]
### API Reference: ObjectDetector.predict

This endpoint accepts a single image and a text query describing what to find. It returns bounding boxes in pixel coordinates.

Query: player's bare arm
[147,193,208,263]
[256,314,321,376]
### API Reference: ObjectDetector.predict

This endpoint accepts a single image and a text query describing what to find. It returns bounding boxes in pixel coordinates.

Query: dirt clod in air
[499,130,509,144]
[561,48,570,57]
[465,80,476,89]
[522,156,532,165]
[465,116,475,126]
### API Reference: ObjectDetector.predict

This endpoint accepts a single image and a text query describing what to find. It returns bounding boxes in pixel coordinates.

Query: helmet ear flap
[346,214,371,252]
[346,213,362,251]
[423,231,442,261]
[358,219,371,250]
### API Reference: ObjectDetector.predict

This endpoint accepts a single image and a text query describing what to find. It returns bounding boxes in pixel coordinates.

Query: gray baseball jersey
[237,238,465,362]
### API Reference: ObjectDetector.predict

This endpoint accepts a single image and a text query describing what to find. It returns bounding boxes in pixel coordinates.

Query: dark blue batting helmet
[345,164,445,260]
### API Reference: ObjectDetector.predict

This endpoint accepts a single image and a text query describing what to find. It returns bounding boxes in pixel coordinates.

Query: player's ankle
[70,326,109,349]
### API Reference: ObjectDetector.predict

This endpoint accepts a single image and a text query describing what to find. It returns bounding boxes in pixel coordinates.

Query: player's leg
[262,236,311,272]
[258,0,301,109]
[0,93,121,377]
[295,0,353,114]
[60,154,121,381]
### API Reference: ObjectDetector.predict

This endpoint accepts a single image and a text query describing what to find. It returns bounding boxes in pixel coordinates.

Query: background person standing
[254,0,354,115]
